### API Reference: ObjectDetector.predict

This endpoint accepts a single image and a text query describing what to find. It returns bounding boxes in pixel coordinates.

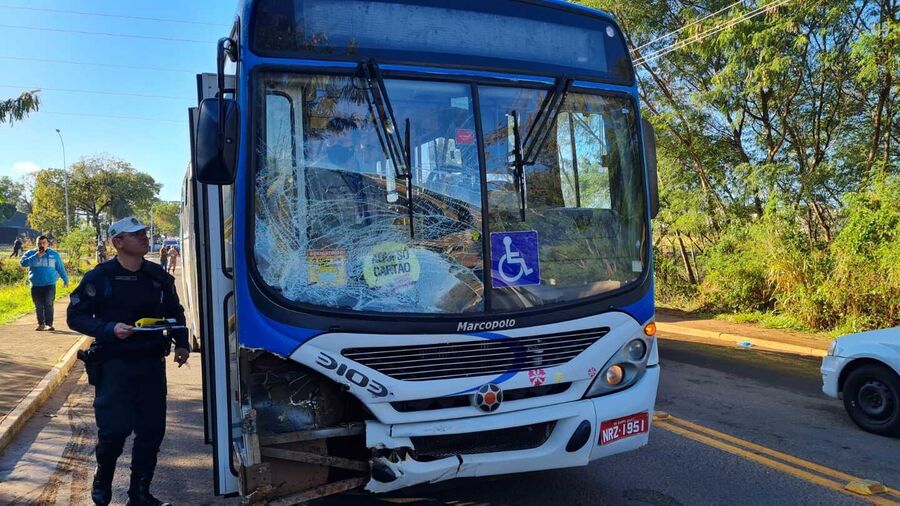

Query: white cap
[108,216,148,238]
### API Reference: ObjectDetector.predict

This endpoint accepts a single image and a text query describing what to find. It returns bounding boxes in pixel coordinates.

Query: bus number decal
[316,352,389,398]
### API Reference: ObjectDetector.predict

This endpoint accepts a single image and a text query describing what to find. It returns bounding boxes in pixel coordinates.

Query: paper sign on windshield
[363,242,421,289]
[490,231,540,288]
[307,249,347,287]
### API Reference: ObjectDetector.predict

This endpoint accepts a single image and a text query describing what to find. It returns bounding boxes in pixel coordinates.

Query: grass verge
[0,278,80,327]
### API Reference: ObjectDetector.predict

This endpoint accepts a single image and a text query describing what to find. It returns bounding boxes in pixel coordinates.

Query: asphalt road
[1,292,899,505]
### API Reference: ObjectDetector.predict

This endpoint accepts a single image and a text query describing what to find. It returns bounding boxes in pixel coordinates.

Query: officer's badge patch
[85,283,97,297]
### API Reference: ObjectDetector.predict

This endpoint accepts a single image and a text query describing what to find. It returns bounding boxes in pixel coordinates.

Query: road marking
[655,415,900,505]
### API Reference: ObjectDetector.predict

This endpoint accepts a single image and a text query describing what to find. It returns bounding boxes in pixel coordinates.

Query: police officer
[68,217,190,506]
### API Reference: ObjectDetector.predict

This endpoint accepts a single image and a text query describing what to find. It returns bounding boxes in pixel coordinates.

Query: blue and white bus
[184,0,661,502]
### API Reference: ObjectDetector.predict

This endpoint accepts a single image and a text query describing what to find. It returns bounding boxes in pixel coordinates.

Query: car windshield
[253,72,647,314]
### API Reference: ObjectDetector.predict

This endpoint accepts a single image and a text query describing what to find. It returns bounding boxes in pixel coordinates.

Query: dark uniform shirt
[68,258,189,358]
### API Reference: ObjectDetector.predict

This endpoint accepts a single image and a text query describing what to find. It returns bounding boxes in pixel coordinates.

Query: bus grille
[341,328,609,381]
[410,421,556,459]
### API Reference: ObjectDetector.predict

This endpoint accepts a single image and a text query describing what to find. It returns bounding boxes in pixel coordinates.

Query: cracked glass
[253,73,484,313]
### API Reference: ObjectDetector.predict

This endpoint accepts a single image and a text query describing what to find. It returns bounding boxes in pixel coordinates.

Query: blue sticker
[491,231,541,287]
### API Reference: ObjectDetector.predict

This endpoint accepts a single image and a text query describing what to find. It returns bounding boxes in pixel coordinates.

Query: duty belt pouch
[77,347,102,386]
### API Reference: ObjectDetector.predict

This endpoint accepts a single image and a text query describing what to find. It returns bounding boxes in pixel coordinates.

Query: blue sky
[0,1,237,201]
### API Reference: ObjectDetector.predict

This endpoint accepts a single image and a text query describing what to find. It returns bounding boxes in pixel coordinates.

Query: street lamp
[55,128,70,233]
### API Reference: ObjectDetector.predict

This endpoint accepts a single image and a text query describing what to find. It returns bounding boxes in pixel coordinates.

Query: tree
[0,90,40,126]
[28,169,68,237]
[27,156,161,238]
[0,176,25,221]
[151,201,181,238]
[67,155,160,238]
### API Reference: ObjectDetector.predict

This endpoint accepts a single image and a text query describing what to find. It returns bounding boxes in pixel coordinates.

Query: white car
[821,327,900,437]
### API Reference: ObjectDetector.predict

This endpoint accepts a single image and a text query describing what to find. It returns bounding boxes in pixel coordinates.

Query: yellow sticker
[307,249,347,287]
[554,372,565,383]
[363,242,420,289]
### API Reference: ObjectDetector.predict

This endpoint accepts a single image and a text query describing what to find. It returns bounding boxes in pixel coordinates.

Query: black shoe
[126,473,171,506]
[47,325,55,331]
[91,466,115,506]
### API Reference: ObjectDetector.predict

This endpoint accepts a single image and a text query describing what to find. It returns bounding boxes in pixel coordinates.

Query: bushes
[0,259,27,286]
[58,225,96,274]
[699,221,774,313]
[657,176,900,333]
[823,177,900,331]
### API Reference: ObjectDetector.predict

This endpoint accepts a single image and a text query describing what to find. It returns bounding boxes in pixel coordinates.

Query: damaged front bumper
[364,365,660,493]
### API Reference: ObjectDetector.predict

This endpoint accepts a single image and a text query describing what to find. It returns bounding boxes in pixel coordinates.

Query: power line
[636,0,790,64]
[0,23,211,44]
[0,55,199,74]
[40,111,183,124]
[0,84,193,101]
[633,0,747,52]
[0,4,228,27]
[635,0,790,65]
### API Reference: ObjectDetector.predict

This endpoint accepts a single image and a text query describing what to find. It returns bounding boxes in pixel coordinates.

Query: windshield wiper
[361,61,416,238]
[508,78,572,221]
[511,110,526,222]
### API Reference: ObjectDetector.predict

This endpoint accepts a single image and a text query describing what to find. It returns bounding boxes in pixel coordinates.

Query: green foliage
[577,0,898,333]
[27,155,161,238]
[28,169,68,237]
[0,259,27,286]
[653,246,700,309]
[0,278,78,326]
[58,225,97,273]
[151,201,181,238]
[824,177,900,328]
[715,312,812,333]
[699,221,774,312]
[0,90,40,126]
[0,176,26,220]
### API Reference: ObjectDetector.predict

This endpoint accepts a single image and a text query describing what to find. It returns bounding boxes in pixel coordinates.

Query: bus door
[191,72,240,496]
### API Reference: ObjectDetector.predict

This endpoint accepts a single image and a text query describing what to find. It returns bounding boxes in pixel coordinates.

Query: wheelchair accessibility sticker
[490,231,540,287]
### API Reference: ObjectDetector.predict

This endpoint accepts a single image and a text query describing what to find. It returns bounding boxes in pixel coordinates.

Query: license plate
[599,412,649,445]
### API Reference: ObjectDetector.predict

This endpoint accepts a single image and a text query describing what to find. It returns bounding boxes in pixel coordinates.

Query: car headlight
[584,336,653,398]
[827,340,838,356]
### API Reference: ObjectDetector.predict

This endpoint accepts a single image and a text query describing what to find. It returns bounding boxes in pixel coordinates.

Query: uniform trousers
[93,357,167,475]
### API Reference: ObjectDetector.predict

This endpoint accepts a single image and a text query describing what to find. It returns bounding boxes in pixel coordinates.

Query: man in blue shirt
[20,235,69,331]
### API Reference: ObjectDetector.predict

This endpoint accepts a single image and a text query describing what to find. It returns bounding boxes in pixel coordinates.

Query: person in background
[10,236,23,257]
[166,245,179,273]
[159,245,169,271]
[20,235,69,331]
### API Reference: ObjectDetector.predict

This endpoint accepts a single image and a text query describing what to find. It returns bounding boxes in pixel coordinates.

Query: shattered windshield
[253,73,484,313]
[253,72,647,315]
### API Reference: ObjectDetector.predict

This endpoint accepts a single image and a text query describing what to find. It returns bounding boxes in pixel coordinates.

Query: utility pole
[150,204,155,243]
[55,129,70,233]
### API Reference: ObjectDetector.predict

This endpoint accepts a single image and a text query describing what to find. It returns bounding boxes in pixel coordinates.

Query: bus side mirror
[642,118,660,219]
[195,98,239,185]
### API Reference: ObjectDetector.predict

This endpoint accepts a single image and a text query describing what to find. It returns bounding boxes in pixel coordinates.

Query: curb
[656,322,829,358]
[0,335,92,453]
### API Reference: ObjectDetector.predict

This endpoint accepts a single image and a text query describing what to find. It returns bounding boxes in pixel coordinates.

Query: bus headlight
[626,339,647,361]
[605,364,625,385]
[585,337,653,398]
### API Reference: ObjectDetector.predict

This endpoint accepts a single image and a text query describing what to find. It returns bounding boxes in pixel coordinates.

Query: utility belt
[77,335,172,385]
